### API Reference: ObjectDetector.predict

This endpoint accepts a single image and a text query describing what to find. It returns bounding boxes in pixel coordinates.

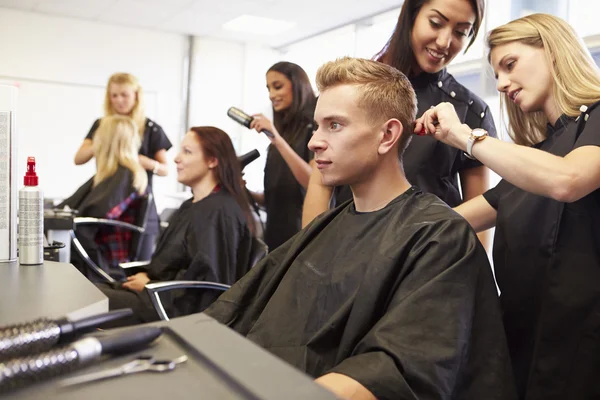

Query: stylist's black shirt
[482,103,600,400]
[263,124,313,251]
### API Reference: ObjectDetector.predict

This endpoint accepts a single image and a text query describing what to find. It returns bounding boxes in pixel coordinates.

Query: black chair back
[130,193,153,261]
[249,237,268,269]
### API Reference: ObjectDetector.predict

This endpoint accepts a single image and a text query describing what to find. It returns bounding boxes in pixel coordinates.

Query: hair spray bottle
[19,157,43,265]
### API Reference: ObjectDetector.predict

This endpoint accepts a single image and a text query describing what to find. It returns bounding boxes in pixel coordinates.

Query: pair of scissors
[414,120,440,136]
[59,354,188,387]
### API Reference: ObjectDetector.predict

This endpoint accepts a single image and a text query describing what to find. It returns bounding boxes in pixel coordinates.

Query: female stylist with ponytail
[247,62,317,251]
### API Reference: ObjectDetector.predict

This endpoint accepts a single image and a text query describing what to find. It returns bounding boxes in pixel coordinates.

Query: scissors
[414,120,440,136]
[59,354,188,387]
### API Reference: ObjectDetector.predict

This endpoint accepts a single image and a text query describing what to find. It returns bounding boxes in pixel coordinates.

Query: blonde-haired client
[64,115,149,279]
[74,72,172,259]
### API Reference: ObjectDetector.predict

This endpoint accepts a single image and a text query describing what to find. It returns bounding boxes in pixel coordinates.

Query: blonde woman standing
[416,13,600,399]
[74,73,172,258]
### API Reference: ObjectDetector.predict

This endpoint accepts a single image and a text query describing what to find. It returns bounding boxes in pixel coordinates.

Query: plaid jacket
[95,191,142,268]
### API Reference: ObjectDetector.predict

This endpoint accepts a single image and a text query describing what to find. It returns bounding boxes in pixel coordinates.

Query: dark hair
[189,126,255,235]
[267,62,317,142]
[375,0,484,77]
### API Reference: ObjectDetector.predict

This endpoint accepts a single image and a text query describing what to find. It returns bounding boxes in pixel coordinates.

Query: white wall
[0,8,188,212]
[187,37,281,193]
[0,7,297,212]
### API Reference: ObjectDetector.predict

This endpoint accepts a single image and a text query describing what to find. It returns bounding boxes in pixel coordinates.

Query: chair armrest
[145,281,231,293]
[120,260,151,269]
[73,217,145,234]
[69,230,116,283]
[145,281,231,321]
[119,260,151,276]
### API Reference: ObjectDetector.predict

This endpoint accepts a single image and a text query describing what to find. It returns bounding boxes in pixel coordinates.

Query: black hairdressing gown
[483,103,600,400]
[205,187,517,400]
[60,166,139,280]
[86,118,172,239]
[97,190,253,324]
[334,69,496,207]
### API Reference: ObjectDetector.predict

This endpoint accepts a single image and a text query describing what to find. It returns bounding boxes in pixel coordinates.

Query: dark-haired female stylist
[248,61,317,251]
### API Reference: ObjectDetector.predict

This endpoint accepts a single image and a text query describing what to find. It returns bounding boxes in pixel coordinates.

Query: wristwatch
[465,128,489,160]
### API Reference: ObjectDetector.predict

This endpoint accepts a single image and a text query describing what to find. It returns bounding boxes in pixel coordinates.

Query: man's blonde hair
[316,57,417,156]
[488,13,600,146]
[93,115,147,195]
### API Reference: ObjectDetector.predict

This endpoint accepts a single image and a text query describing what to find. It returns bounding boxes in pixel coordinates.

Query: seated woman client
[62,115,148,280]
[97,126,254,325]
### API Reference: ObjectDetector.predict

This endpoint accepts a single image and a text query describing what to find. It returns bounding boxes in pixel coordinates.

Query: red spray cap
[24,157,38,186]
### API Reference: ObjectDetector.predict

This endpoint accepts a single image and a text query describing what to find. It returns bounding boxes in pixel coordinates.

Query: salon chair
[70,193,153,283]
[120,236,268,320]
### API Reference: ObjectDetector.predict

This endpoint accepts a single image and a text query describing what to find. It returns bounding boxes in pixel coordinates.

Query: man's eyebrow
[319,115,349,123]
[431,9,473,26]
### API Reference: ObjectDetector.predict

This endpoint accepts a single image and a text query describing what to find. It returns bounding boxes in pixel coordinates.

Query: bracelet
[153,161,160,174]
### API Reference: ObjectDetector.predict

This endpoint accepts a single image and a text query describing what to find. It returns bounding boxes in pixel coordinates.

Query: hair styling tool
[0,309,134,361]
[238,150,260,170]
[0,325,162,393]
[227,107,275,138]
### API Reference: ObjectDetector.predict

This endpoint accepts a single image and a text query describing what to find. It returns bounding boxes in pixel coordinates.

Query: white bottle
[19,157,43,265]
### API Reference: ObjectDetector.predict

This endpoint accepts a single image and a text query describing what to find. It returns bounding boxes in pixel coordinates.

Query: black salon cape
[263,122,314,251]
[86,118,172,237]
[334,69,496,207]
[139,190,253,316]
[483,105,600,400]
[60,166,139,279]
[205,187,516,400]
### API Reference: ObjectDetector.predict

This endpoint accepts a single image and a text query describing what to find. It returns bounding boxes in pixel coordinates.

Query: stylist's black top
[86,118,172,236]
[334,69,496,207]
[263,123,313,251]
[483,103,600,400]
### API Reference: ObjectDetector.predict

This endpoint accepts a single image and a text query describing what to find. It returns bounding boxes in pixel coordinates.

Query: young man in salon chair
[204,58,517,400]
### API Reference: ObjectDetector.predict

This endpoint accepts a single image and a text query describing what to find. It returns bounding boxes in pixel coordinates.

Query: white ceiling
[0,0,402,48]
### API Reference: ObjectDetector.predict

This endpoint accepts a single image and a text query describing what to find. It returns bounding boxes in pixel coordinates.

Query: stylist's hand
[250,114,281,143]
[414,102,464,144]
[122,272,150,293]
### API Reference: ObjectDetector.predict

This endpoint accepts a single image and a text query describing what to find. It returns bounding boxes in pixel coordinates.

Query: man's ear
[378,119,403,155]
